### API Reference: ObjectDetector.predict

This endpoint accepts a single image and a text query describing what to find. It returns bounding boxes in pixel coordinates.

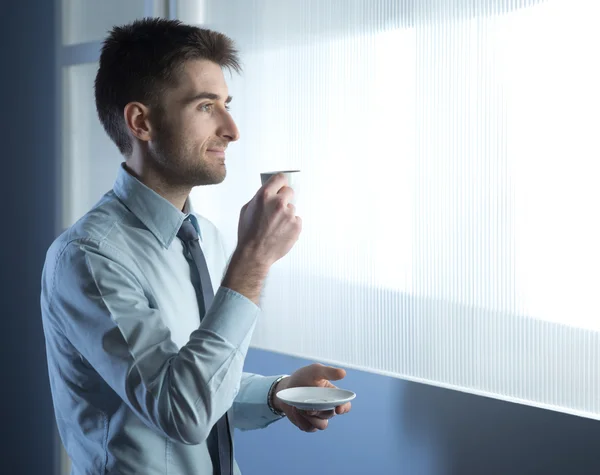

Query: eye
[199,103,213,113]
[225,103,231,112]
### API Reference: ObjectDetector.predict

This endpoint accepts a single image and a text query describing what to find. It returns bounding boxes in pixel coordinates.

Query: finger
[312,363,347,382]
[296,410,329,431]
[305,416,329,430]
[294,417,318,432]
[276,185,295,205]
[262,173,288,195]
[335,402,352,415]
[309,409,336,420]
[292,407,318,432]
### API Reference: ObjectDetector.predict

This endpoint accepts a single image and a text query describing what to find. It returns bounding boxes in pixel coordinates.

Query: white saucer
[275,387,356,411]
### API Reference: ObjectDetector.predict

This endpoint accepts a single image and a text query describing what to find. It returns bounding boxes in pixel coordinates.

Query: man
[41,18,351,475]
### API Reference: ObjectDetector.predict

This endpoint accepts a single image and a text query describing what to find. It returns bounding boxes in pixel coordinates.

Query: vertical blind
[189,0,600,419]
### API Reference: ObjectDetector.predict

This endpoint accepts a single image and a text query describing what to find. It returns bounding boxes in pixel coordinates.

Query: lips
[206,148,226,158]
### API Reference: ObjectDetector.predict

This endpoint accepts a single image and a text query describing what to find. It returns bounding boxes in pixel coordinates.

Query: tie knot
[177,219,198,242]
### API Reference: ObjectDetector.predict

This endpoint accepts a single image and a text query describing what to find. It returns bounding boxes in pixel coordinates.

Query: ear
[123,102,152,143]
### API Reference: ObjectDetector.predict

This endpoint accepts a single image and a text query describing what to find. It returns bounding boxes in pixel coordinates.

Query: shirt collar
[113,163,201,248]
[182,198,202,239]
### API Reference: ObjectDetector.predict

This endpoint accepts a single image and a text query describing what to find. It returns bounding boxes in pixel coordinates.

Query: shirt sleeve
[232,373,287,430]
[206,217,286,430]
[42,238,259,446]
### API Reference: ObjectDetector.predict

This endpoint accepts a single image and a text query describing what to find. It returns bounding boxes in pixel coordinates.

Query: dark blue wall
[0,1,59,473]
[238,349,600,475]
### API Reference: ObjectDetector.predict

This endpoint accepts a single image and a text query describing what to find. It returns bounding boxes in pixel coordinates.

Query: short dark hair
[94,18,241,156]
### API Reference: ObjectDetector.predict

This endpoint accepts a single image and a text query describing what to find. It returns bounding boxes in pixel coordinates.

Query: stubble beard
[150,126,227,188]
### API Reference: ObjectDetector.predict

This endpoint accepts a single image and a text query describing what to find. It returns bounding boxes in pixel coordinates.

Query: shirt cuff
[233,374,288,429]
[200,286,260,347]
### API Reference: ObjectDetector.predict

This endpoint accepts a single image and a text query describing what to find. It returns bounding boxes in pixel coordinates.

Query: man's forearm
[222,247,270,305]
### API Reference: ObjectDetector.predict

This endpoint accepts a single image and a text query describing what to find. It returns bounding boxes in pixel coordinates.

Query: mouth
[206,148,226,159]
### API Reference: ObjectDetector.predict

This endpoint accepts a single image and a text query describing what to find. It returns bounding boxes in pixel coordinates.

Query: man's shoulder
[41,192,135,308]
[47,191,133,261]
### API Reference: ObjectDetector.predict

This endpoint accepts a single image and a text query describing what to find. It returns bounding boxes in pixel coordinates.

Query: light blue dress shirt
[41,164,284,474]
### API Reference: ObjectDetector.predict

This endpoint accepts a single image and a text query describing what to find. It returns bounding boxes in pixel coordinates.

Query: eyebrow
[182,92,233,105]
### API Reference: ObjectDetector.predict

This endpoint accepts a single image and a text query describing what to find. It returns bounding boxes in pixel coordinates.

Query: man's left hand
[272,363,352,432]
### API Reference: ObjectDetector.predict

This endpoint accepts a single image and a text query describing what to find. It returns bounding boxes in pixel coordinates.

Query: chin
[191,169,226,186]
[214,164,227,183]
[209,173,226,185]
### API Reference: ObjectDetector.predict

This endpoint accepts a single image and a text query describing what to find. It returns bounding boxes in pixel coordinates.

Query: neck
[125,154,191,211]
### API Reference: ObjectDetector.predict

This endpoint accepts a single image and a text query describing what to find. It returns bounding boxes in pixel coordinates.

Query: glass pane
[61,63,122,229]
[173,0,206,24]
[188,0,600,420]
[62,0,149,45]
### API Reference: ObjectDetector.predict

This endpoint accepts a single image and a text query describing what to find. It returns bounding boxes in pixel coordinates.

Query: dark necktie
[177,218,233,475]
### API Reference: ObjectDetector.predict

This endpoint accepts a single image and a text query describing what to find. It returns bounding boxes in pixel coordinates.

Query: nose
[217,110,240,143]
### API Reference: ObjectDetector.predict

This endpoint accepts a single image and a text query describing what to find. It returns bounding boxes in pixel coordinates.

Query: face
[147,59,240,187]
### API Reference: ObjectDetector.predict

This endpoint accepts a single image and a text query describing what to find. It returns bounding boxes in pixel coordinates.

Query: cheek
[178,128,203,152]
[187,115,213,144]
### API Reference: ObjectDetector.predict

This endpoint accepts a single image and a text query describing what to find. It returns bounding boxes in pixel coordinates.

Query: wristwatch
[267,375,288,417]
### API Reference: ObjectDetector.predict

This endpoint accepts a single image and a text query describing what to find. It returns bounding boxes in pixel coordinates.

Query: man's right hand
[222,173,302,304]
[237,173,302,266]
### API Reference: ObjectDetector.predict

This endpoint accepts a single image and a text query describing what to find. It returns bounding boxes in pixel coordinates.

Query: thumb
[316,364,346,382]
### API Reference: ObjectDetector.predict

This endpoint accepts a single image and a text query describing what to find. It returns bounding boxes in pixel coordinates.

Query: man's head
[95,18,241,187]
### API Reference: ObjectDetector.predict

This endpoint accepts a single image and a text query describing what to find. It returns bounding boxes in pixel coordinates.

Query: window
[61,0,152,44]
[191,0,600,419]
[59,1,600,444]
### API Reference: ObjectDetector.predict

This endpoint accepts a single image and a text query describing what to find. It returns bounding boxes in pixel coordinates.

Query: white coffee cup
[260,170,300,206]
